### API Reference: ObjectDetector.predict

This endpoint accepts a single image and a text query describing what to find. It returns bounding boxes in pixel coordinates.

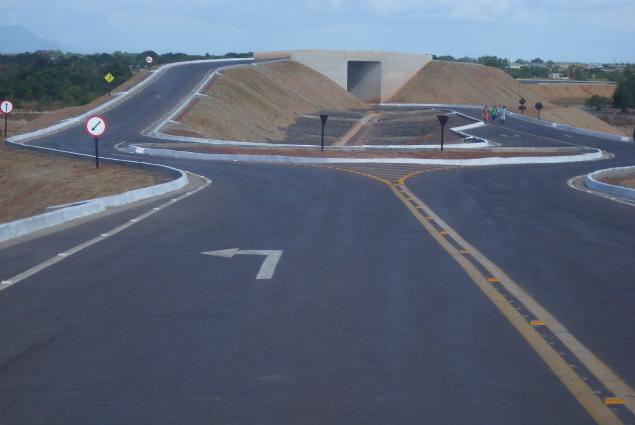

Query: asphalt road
[0,60,633,424]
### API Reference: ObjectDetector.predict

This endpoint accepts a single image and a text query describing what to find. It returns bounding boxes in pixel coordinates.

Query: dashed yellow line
[321,163,635,424]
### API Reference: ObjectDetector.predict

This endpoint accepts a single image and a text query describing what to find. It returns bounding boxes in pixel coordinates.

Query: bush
[586,95,612,111]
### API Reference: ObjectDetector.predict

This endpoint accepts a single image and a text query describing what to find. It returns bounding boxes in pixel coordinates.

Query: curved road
[0,60,633,425]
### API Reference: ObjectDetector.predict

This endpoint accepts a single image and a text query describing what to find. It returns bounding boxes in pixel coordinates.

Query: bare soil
[529,83,616,106]
[143,143,577,160]
[390,61,625,136]
[588,108,635,138]
[0,144,167,223]
[348,109,471,145]
[599,172,635,190]
[0,70,166,224]
[167,61,367,142]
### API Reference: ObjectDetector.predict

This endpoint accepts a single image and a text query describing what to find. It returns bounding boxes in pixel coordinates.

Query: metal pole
[108,82,112,97]
[95,137,99,168]
[440,124,445,152]
[321,122,325,152]
[4,114,7,140]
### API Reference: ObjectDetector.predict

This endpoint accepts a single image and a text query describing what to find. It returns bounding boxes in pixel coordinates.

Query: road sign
[1,100,13,114]
[104,73,114,84]
[320,114,328,152]
[84,115,107,169]
[85,115,107,137]
[437,114,449,152]
[202,248,283,280]
[145,56,153,64]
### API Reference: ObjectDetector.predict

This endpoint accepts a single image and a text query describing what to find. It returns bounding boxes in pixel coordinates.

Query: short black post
[108,82,112,97]
[320,114,328,152]
[437,114,449,152]
[94,137,100,168]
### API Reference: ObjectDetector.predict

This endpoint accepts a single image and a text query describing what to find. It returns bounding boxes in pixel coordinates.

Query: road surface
[0,60,634,425]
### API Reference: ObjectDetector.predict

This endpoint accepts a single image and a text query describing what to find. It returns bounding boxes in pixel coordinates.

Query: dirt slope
[529,83,616,105]
[0,144,164,223]
[170,61,367,142]
[390,61,625,136]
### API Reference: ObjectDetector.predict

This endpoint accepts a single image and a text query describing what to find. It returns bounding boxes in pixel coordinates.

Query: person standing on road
[483,106,489,122]
[491,105,499,123]
[500,106,507,125]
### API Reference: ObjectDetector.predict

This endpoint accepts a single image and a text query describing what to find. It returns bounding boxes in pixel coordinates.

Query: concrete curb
[585,166,635,201]
[150,131,492,151]
[0,143,189,244]
[7,58,253,145]
[152,99,494,150]
[128,143,606,166]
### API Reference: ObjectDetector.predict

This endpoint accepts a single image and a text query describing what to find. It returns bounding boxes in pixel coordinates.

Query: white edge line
[0,141,190,244]
[0,173,212,292]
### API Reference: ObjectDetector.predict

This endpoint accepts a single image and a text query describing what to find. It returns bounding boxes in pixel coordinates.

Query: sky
[1,0,634,62]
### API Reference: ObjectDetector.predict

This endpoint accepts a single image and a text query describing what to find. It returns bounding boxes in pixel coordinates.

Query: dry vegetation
[0,144,166,223]
[599,171,635,190]
[166,61,367,142]
[0,70,166,224]
[390,61,625,136]
[529,83,616,106]
[6,71,150,137]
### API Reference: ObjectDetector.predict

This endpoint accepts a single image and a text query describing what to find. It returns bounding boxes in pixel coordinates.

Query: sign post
[437,114,449,152]
[1,100,13,140]
[104,73,115,96]
[84,115,107,168]
[320,114,328,152]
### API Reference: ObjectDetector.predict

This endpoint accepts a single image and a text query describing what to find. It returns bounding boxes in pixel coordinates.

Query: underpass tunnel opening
[347,61,382,103]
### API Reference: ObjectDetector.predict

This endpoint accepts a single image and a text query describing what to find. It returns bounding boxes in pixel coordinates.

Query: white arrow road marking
[201,249,283,280]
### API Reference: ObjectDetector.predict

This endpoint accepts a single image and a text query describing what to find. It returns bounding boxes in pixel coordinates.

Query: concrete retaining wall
[284,50,432,102]
[585,166,635,201]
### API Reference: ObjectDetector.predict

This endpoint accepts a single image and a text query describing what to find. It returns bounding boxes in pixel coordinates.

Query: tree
[535,102,544,119]
[613,65,635,112]
[531,58,544,64]
[585,95,612,111]
[477,55,509,70]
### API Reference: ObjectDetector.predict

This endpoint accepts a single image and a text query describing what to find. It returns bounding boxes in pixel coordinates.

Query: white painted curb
[585,166,635,201]
[0,143,188,244]
[150,131,492,150]
[7,57,253,145]
[129,144,606,166]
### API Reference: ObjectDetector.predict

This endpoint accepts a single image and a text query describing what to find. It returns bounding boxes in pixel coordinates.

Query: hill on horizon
[0,25,68,54]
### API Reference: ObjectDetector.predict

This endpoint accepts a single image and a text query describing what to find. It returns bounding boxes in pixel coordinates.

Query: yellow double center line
[331,165,635,425]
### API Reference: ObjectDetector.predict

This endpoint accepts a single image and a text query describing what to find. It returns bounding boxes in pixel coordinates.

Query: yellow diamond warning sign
[104,73,114,84]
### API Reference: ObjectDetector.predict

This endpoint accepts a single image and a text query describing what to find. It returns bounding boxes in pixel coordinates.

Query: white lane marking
[0,175,212,293]
[500,134,510,138]
[201,248,284,280]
